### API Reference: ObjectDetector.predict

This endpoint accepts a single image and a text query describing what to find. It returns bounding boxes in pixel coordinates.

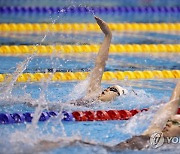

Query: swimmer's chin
[98,96,118,102]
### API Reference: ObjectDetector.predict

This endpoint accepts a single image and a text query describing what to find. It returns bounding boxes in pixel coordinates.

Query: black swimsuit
[69,98,97,107]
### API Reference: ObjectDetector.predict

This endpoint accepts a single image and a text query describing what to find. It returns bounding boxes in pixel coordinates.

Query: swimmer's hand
[94,16,112,37]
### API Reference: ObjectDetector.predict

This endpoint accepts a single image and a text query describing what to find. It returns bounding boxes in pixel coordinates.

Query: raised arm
[143,80,180,136]
[85,16,112,98]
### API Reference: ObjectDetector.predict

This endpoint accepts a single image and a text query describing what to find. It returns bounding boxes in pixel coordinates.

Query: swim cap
[113,85,128,96]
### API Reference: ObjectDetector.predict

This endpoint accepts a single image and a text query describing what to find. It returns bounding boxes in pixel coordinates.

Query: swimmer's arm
[37,139,111,151]
[86,16,112,97]
[143,80,180,136]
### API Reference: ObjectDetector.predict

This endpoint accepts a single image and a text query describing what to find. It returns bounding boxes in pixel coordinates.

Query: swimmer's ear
[94,16,112,36]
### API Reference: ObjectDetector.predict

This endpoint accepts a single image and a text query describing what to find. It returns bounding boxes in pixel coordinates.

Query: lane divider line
[1,108,180,124]
[0,23,179,32]
[0,70,180,82]
[0,44,179,55]
[0,6,179,14]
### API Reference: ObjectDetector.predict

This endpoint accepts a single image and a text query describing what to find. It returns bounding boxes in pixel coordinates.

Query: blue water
[0,0,180,153]
[0,0,180,23]
[1,0,180,7]
[0,55,179,74]
[1,32,180,45]
[1,12,180,23]
[0,79,178,153]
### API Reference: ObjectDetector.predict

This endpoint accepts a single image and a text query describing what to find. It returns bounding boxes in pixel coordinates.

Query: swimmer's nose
[163,127,168,132]
[166,122,172,128]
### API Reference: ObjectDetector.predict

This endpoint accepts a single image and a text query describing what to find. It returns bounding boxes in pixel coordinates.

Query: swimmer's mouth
[162,127,168,132]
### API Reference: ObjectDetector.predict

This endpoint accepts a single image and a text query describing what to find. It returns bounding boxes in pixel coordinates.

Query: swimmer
[68,16,128,106]
[36,80,180,151]
[114,80,180,150]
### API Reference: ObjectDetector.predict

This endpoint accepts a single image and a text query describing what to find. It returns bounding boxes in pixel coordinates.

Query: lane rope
[0,6,179,14]
[1,108,180,124]
[0,44,179,55]
[0,23,179,32]
[0,70,180,82]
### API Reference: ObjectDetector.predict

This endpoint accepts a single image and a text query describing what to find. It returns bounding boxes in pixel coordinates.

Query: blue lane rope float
[0,111,74,124]
[0,6,179,14]
[1,108,180,124]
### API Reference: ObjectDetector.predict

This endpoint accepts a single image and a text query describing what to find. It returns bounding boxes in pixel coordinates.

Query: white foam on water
[66,78,90,101]
[0,56,32,97]
[116,104,164,136]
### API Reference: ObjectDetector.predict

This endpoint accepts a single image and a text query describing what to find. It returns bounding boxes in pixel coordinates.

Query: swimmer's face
[98,86,126,102]
[162,115,180,137]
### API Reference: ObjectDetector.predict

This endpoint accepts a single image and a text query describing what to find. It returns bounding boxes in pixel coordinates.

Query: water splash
[0,56,32,96]
[0,2,178,153]
[66,79,89,101]
[117,104,163,136]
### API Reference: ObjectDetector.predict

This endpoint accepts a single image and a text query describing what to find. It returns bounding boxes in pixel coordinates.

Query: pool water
[0,0,180,153]
[0,79,178,153]
[0,56,179,153]
[1,32,180,45]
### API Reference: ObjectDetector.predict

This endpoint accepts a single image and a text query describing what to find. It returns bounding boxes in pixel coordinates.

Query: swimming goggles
[167,119,180,126]
[108,87,121,96]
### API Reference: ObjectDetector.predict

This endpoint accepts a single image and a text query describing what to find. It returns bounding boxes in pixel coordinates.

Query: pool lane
[0,55,179,74]
[0,32,179,45]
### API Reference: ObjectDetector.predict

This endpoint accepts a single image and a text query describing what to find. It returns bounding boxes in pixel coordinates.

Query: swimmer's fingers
[94,16,112,36]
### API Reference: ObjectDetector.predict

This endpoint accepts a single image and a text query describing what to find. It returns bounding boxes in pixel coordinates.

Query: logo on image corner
[149,132,164,148]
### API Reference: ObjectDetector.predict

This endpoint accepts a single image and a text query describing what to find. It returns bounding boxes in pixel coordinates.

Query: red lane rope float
[177,108,180,114]
[72,108,180,121]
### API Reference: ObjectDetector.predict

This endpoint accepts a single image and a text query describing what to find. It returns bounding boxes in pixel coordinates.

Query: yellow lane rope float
[0,44,179,55]
[0,70,180,82]
[0,23,179,32]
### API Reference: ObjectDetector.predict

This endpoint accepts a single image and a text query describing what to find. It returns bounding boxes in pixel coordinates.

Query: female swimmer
[65,16,128,106]
[81,16,128,103]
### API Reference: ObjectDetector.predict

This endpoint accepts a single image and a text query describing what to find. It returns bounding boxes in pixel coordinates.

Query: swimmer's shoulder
[113,135,150,150]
